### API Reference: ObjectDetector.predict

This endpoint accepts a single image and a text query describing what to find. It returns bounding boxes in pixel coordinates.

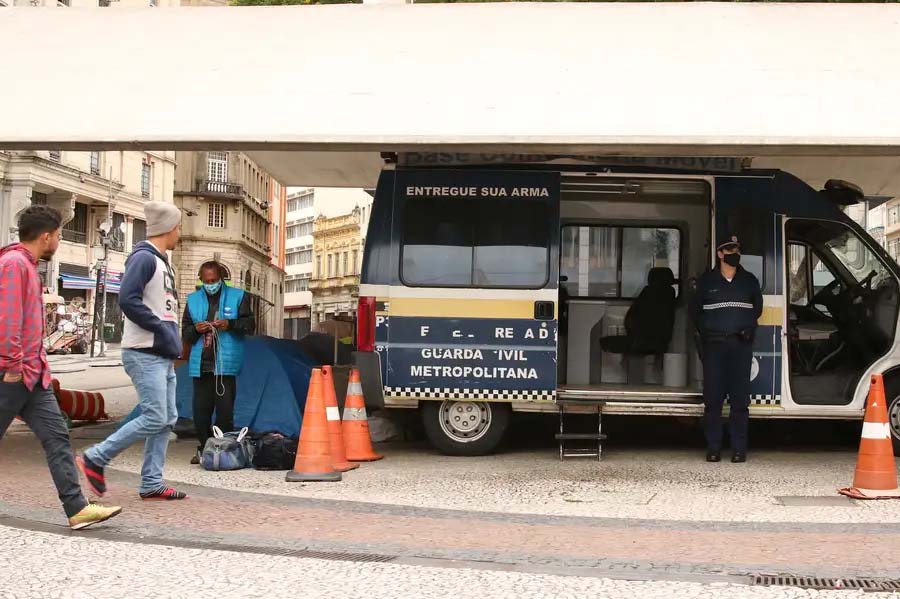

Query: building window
[62,202,88,244]
[141,163,151,199]
[132,218,147,244]
[207,151,228,183]
[327,254,333,278]
[208,203,225,228]
[31,192,47,206]
[352,249,358,274]
[110,213,126,252]
[316,255,321,278]
[48,151,61,162]
[343,252,349,276]
[90,152,100,176]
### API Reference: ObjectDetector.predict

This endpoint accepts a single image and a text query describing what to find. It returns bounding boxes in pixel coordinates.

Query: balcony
[310,274,360,290]
[198,179,243,199]
[61,229,87,244]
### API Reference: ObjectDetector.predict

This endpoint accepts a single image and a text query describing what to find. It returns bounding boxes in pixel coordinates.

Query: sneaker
[190,448,201,465]
[140,486,188,501]
[68,503,122,530]
[76,454,106,497]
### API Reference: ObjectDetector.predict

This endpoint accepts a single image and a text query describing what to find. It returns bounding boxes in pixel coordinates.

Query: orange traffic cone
[342,368,383,462]
[839,374,900,499]
[286,368,342,482]
[321,366,359,472]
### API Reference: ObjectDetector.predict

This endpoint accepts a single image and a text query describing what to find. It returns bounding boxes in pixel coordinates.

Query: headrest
[647,267,675,287]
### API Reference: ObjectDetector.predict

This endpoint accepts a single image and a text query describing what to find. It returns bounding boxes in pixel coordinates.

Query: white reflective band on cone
[326,406,341,421]
[861,421,892,440]
[347,382,363,395]
[343,407,367,421]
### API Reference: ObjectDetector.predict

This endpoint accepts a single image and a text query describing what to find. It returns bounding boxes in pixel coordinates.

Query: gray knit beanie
[144,202,181,237]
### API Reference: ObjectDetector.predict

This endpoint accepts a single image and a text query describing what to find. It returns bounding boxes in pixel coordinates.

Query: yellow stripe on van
[758,307,784,327]
[385,297,555,319]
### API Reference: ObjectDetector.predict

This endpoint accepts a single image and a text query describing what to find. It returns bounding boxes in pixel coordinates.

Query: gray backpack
[201,426,252,471]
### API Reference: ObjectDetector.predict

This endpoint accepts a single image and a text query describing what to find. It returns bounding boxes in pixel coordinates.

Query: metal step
[555,433,607,441]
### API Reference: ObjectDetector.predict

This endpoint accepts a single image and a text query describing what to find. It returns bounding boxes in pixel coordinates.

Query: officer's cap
[716,235,740,252]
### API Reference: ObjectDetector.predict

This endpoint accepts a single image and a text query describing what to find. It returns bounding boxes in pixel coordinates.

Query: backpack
[250,432,298,471]
[201,426,252,471]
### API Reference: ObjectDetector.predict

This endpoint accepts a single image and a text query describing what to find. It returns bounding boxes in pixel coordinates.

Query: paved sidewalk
[2,435,900,587]
[1,524,892,599]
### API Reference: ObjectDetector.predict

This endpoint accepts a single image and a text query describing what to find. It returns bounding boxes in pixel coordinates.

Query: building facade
[283,189,315,339]
[172,151,286,337]
[0,150,177,338]
[310,207,367,328]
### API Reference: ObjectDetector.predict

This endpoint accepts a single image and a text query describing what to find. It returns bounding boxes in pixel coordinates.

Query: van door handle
[534,301,555,321]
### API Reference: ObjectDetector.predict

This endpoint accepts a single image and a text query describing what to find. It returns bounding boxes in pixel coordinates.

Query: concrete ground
[4,359,900,598]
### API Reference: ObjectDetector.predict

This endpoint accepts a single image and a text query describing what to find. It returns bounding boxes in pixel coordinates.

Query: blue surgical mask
[203,281,222,294]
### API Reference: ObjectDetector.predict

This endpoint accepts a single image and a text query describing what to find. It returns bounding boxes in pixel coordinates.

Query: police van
[354,157,900,457]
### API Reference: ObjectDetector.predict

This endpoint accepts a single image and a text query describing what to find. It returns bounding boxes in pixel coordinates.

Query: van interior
[785,219,899,405]
[556,175,710,402]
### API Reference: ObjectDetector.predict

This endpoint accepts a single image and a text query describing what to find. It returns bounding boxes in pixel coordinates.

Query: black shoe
[731,452,747,463]
[706,450,721,463]
[190,452,200,465]
[76,454,106,496]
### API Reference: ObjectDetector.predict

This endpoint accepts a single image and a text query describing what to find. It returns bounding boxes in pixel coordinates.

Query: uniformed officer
[690,235,763,463]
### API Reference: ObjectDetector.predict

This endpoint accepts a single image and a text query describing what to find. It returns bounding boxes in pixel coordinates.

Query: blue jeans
[86,349,177,494]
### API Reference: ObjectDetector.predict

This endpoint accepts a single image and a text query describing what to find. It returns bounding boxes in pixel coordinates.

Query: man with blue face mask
[181,261,254,464]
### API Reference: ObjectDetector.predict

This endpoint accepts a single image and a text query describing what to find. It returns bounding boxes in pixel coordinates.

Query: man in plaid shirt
[0,205,121,530]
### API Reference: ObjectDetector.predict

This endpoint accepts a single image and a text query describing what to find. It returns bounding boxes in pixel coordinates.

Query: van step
[558,404,604,461]
[555,433,607,441]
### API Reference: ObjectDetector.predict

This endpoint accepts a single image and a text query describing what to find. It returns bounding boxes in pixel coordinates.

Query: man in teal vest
[181,261,254,464]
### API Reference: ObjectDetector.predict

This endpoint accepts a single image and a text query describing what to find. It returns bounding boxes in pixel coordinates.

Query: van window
[561,225,680,299]
[402,196,549,288]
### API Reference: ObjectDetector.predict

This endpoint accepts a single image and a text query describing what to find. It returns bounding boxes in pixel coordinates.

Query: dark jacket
[690,265,763,339]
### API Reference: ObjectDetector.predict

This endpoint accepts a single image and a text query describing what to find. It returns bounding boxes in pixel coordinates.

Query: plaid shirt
[0,243,51,391]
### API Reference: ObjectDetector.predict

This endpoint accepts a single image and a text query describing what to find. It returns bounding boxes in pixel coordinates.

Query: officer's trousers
[702,337,753,452]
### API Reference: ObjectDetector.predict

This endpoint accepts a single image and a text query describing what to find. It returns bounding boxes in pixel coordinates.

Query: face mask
[203,281,222,294]
[723,253,741,267]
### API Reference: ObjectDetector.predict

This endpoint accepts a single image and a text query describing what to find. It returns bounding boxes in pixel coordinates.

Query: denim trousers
[86,349,177,494]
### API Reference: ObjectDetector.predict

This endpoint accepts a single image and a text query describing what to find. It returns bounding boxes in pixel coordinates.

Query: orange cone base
[839,486,900,500]
[286,469,342,483]
[335,461,360,472]
[347,452,384,462]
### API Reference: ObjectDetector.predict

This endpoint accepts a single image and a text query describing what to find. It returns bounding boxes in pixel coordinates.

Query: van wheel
[888,393,900,457]
[421,400,509,456]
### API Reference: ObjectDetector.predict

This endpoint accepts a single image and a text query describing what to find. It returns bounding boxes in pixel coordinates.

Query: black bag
[250,432,298,471]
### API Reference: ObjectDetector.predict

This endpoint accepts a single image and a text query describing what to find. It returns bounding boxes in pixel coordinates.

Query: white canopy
[2,3,900,189]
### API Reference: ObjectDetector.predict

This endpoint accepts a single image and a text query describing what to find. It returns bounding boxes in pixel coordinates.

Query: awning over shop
[59,272,121,294]
[2,3,900,159]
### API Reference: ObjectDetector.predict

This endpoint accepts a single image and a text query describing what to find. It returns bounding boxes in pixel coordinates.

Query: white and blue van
[354,157,900,457]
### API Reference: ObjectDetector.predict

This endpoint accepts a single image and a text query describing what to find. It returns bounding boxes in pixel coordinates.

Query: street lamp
[90,217,125,358]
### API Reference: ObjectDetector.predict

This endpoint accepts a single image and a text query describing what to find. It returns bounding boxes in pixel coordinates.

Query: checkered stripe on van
[385,387,556,402]
[751,395,781,406]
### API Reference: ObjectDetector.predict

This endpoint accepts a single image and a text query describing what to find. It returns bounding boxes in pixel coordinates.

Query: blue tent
[122,336,315,438]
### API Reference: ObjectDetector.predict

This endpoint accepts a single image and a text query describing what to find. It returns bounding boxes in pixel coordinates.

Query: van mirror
[820,179,864,206]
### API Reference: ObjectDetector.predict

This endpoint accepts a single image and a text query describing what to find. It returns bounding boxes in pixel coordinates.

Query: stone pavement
[2,434,900,591]
[0,525,893,599]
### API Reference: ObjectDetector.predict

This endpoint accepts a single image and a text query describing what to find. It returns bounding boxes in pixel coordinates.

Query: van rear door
[385,169,561,403]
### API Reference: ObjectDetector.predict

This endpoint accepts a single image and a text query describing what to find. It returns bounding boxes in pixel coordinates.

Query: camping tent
[122,336,315,438]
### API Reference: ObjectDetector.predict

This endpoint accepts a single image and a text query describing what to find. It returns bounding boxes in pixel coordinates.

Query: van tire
[421,400,510,456]
[882,378,900,457]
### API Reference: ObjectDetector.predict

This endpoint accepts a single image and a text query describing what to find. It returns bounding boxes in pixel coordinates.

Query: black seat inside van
[600,267,677,361]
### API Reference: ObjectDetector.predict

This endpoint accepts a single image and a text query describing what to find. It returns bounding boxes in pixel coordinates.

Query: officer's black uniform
[690,237,763,460]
